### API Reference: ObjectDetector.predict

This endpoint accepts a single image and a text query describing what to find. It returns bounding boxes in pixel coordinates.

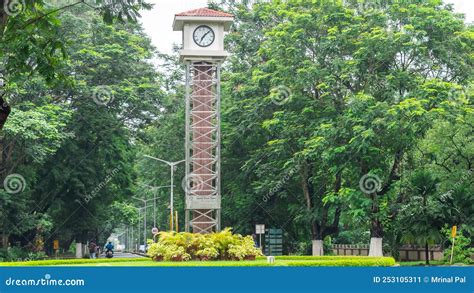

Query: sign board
[186,195,220,210]
[256,224,265,234]
[451,225,457,238]
[53,240,59,250]
[151,227,159,235]
[264,228,283,256]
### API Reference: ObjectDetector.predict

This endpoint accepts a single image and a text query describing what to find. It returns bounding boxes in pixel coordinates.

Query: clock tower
[173,8,233,62]
[173,8,234,233]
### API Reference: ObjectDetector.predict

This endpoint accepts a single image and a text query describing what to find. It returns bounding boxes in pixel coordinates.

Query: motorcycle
[105,250,114,258]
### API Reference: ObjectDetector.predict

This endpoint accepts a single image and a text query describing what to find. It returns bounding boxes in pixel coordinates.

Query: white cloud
[140,0,208,55]
[445,0,474,22]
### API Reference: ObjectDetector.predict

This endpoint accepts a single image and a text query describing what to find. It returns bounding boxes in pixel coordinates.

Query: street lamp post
[141,184,174,229]
[130,206,144,252]
[143,155,185,231]
[132,197,151,249]
[137,208,141,251]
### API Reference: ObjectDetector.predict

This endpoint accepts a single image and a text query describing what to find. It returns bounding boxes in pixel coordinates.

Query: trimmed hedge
[285,257,396,267]
[0,256,395,267]
[270,255,392,261]
[0,257,149,266]
[144,257,395,267]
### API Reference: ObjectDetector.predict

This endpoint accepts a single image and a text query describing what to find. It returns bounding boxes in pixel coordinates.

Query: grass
[0,257,149,266]
[0,256,396,267]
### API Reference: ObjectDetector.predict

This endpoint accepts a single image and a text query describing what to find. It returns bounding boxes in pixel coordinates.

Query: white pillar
[312,240,324,256]
[369,237,383,256]
[75,242,83,259]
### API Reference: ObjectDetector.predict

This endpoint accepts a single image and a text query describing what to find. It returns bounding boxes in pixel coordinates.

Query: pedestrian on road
[252,234,259,248]
[88,240,98,259]
[105,241,114,254]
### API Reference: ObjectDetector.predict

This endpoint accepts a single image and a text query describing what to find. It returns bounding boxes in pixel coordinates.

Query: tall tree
[0,0,152,129]
[220,0,472,255]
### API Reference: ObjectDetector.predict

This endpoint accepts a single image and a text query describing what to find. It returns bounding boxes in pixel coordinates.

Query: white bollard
[267,256,275,264]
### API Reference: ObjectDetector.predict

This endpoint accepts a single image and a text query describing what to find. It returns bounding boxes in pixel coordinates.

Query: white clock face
[193,25,215,47]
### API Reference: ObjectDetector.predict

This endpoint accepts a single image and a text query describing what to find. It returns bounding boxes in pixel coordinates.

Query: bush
[196,247,219,260]
[285,257,396,267]
[147,228,263,262]
[442,227,473,264]
[228,236,262,260]
[209,228,241,259]
[0,247,47,262]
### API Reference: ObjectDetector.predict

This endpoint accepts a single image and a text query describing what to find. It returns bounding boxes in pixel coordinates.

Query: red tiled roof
[175,8,233,18]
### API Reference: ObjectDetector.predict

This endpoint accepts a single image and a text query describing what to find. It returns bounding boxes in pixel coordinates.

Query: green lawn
[0,256,396,267]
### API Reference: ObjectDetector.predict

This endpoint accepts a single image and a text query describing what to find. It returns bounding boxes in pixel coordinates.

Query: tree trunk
[1,0,12,130]
[425,242,430,265]
[0,1,9,29]
[0,97,10,131]
[1,216,7,249]
[1,231,7,249]
[75,242,83,258]
[311,221,323,256]
[0,101,10,135]
[312,240,323,256]
[369,198,384,256]
[369,237,383,256]
[301,163,325,256]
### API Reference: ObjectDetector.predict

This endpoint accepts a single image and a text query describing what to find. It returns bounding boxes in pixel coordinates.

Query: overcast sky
[140,0,474,55]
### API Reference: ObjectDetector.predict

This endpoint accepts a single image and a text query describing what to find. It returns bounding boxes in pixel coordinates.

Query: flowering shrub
[147,228,263,262]
[146,243,167,261]
[228,236,262,260]
[196,247,219,260]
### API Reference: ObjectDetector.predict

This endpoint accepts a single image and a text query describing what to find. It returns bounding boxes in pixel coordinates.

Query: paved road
[98,251,146,259]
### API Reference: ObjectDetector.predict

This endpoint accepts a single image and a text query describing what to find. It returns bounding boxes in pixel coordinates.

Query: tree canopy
[0,0,472,260]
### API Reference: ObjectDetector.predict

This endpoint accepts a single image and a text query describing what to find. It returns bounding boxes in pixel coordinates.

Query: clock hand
[200,31,211,43]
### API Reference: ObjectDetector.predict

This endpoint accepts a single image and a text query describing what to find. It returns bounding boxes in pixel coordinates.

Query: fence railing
[331,244,444,261]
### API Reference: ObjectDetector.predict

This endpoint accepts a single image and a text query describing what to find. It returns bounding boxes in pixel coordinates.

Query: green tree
[0,0,152,129]
[1,3,163,252]
[220,0,472,255]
